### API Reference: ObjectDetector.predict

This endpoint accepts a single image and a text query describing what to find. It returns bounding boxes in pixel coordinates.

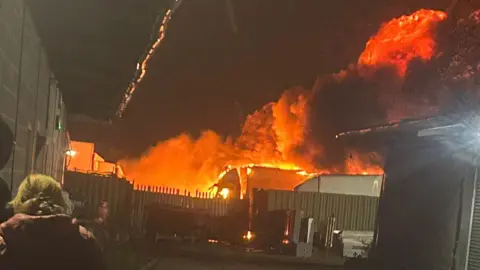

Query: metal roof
[335,113,472,139]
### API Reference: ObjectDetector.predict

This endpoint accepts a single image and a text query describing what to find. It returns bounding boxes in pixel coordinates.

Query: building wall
[0,0,68,193]
[67,141,95,173]
[295,175,383,197]
[375,136,468,270]
[260,189,379,232]
[67,141,123,177]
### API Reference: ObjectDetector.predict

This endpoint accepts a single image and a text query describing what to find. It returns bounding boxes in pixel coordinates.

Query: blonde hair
[10,174,69,215]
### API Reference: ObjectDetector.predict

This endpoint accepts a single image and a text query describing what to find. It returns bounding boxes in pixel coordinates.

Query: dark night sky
[79,0,451,159]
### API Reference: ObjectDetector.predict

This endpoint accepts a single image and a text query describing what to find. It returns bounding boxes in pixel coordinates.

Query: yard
[105,238,345,270]
[151,240,343,270]
[153,257,342,270]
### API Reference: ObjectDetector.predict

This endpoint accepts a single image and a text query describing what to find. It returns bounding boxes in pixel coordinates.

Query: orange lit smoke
[358,9,447,76]
[119,89,318,192]
[120,9,446,192]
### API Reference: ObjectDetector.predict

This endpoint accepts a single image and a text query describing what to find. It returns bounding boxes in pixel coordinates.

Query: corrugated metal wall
[0,0,68,193]
[265,189,379,232]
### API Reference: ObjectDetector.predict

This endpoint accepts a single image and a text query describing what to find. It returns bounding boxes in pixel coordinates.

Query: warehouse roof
[336,112,480,167]
[336,114,467,139]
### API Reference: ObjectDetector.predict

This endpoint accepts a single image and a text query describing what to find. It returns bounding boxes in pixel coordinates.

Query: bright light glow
[208,239,218,243]
[117,1,184,117]
[282,239,290,245]
[66,150,77,157]
[219,188,230,199]
[243,230,254,242]
[296,170,318,177]
[362,171,368,175]
[246,167,252,175]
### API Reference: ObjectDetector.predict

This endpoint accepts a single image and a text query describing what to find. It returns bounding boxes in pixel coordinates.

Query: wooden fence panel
[66,173,240,234]
[64,171,133,232]
[131,189,236,218]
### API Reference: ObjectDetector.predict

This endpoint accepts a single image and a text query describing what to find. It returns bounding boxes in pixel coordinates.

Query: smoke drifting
[306,9,448,169]
[120,8,480,191]
[307,67,394,169]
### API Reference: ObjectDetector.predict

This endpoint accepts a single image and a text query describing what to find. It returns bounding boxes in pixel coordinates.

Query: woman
[0,174,106,270]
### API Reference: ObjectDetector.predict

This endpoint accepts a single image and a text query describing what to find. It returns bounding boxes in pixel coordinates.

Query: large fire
[359,9,447,76]
[119,9,447,193]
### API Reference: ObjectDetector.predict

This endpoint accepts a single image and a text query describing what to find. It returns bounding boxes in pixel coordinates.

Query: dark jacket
[0,213,107,270]
[85,218,110,252]
[0,116,14,223]
[0,177,12,223]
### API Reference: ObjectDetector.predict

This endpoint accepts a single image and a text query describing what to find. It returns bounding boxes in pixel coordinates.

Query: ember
[119,9,447,194]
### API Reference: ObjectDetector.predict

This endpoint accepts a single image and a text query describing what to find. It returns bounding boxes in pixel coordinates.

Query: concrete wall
[0,0,68,193]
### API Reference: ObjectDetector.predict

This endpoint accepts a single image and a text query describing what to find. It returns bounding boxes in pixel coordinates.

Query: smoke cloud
[120,9,480,191]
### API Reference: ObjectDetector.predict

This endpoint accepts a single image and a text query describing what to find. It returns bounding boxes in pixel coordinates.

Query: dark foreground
[150,241,344,270]
[154,257,342,270]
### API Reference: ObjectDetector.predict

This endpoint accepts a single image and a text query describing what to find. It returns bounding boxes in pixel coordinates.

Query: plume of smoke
[307,66,396,169]
[122,9,480,189]
[436,8,480,113]
[303,9,480,170]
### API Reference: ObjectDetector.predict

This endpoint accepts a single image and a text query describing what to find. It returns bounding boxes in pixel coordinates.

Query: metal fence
[259,189,379,232]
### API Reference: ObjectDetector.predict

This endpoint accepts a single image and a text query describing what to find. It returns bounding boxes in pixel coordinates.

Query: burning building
[213,165,314,199]
[119,4,480,196]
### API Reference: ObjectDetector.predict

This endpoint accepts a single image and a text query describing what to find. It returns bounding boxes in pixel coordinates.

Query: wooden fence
[63,171,133,232]
[130,186,239,233]
[64,172,379,236]
[64,171,236,234]
[255,189,379,232]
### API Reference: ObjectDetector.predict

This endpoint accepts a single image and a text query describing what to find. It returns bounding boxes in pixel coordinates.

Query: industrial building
[66,140,124,177]
[337,114,480,270]
[294,174,383,197]
[0,0,68,193]
[0,0,169,194]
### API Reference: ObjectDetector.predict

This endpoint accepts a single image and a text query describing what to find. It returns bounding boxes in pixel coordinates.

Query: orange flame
[358,9,447,76]
[120,9,446,193]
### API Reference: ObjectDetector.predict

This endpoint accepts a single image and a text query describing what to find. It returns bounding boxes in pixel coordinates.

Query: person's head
[97,200,108,220]
[9,174,69,215]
